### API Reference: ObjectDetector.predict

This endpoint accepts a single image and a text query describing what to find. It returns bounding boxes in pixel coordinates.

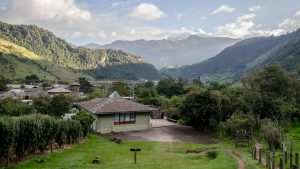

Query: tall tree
[109,81,129,96]
[78,78,93,93]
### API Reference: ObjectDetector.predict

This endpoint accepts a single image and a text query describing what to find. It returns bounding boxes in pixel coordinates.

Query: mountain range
[0,22,161,81]
[161,29,300,82]
[82,36,239,68]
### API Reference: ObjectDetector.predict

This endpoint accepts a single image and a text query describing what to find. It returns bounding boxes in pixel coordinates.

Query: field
[7,134,247,169]
[8,124,300,169]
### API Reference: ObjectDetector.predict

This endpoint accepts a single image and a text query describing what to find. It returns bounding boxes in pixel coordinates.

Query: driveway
[150,119,178,128]
[102,125,218,144]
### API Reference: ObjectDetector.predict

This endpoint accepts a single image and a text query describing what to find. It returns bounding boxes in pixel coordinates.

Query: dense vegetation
[0,114,82,166]
[161,29,300,82]
[0,22,161,81]
[139,65,300,146]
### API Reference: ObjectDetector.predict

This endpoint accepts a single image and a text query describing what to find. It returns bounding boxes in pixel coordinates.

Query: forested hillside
[0,22,161,81]
[161,29,300,82]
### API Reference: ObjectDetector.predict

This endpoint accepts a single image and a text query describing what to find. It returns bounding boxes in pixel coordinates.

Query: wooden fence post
[267,151,270,168]
[279,158,284,169]
[291,142,293,169]
[295,152,299,169]
[271,145,276,169]
[259,148,262,164]
[285,151,288,164]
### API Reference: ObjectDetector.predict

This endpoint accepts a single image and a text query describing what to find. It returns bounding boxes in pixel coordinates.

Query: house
[48,88,72,96]
[69,82,80,99]
[76,91,158,133]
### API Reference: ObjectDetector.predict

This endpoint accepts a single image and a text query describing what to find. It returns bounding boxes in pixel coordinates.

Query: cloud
[249,5,261,12]
[296,10,300,16]
[215,14,255,38]
[130,3,166,21]
[0,0,91,24]
[211,4,235,15]
[278,18,300,31]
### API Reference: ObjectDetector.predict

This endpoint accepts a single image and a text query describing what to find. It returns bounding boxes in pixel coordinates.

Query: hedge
[0,114,82,167]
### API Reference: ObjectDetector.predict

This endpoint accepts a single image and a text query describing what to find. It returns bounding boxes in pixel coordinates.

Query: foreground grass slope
[12,135,237,169]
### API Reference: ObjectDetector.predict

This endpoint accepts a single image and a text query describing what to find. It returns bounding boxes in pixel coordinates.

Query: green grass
[10,135,238,169]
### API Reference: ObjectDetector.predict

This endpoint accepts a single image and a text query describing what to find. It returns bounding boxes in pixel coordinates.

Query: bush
[261,119,282,148]
[207,151,217,159]
[0,114,84,165]
[219,112,255,138]
[72,111,94,137]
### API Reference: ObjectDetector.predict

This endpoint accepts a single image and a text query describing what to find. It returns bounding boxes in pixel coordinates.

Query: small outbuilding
[76,91,157,133]
[48,88,72,96]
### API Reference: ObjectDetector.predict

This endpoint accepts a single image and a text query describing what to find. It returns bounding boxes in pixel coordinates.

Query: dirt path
[198,147,246,169]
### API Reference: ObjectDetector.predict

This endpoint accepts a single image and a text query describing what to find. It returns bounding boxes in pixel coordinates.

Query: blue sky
[0,0,300,45]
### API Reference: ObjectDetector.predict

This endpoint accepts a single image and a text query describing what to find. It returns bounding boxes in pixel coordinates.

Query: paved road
[103,125,218,144]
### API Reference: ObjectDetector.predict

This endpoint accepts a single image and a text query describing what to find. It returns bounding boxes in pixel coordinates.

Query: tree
[25,74,40,84]
[242,65,298,100]
[0,76,9,91]
[72,111,94,137]
[163,96,182,120]
[32,97,52,115]
[242,65,299,120]
[179,89,225,131]
[79,77,93,93]
[0,98,32,116]
[110,81,129,96]
[157,78,184,98]
[49,94,71,118]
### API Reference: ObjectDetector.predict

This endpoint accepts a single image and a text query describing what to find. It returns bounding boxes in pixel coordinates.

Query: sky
[0,0,300,45]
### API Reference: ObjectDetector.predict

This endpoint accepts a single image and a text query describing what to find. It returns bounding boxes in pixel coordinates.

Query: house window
[114,113,136,125]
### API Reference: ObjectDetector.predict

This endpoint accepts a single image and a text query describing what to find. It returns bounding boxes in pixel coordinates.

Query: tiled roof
[76,97,158,114]
[48,88,71,93]
[70,82,80,86]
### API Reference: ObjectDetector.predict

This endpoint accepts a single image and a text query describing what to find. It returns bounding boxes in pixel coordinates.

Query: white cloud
[295,10,300,16]
[130,3,166,21]
[215,14,255,38]
[211,4,235,15]
[278,18,300,31]
[254,18,300,37]
[0,0,91,24]
[249,5,261,12]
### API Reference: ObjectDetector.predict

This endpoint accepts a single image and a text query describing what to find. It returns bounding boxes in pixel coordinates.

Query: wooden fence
[251,142,299,169]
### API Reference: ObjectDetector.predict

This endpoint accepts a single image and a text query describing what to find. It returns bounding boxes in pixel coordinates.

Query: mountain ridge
[0,22,161,81]
[161,29,300,82]
[82,35,239,68]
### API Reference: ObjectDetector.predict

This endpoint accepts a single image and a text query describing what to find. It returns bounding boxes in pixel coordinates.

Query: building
[69,82,80,99]
[76,91,157,133]
[48,88,72,96]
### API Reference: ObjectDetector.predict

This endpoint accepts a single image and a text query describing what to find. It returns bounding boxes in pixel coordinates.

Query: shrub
[261,119,282,148]
[219,112,255,138]
[207,151,217,159]
[72,111,94,137]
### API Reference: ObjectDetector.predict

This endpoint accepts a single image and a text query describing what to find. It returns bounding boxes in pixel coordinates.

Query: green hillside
[0,22,161,81]
[0,38,90,81]
[161,29,300,82]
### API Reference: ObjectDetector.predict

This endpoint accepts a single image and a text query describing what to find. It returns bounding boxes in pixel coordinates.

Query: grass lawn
[10,134,238,169]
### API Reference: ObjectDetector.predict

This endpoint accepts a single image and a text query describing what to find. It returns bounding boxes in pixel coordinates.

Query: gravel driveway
[102,125,218,144]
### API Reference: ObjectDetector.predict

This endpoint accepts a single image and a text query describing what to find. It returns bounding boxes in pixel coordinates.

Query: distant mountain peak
[84,35,239,68]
